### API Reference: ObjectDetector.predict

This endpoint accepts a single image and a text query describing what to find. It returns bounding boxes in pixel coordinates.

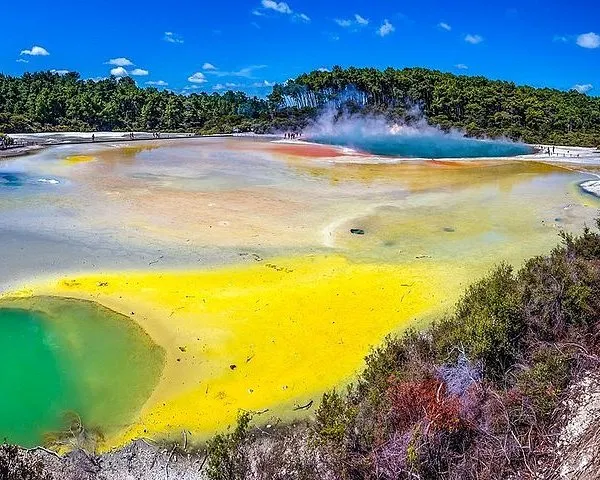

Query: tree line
[1,68,600,146]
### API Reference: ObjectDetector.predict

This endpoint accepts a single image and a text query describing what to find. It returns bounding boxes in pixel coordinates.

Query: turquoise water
[310,133,533,158]
[0,172,61,191]
[0,173,28,187]
[0,297,165,447]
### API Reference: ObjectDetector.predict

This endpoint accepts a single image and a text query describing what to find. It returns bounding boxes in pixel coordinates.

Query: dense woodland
[1,67,600,146]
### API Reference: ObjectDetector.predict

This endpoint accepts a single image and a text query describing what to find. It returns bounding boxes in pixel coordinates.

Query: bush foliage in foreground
[207,222,600,479]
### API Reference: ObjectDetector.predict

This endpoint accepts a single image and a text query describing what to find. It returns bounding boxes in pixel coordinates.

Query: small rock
[230,364,237,370]
[350,228,365,235]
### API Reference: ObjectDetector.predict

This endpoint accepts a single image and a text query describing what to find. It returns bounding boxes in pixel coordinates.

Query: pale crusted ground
[2,137,600,452]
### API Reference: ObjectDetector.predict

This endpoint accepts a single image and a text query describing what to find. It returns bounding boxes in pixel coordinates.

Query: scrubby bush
[206,411,252,480]
[434,263,523,382]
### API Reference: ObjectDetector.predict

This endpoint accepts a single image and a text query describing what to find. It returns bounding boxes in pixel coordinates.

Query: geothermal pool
[306,115,534,158]
[309,131,534,158]
[0,136,599,449]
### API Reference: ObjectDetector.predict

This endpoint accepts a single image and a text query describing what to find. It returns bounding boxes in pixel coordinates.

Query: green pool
[0,296,164,447]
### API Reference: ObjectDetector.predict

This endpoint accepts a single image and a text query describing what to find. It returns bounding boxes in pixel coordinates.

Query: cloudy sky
[1,0,598,95]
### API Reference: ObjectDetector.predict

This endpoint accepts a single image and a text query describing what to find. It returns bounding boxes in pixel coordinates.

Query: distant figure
[552,146,555,154]
[547,147,551,156]
[91,134,95,142]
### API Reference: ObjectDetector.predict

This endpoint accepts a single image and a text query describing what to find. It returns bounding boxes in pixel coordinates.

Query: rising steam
[303,105,532,159]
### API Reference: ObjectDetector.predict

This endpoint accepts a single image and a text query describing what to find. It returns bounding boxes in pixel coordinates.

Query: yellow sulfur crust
[15,255,469,450]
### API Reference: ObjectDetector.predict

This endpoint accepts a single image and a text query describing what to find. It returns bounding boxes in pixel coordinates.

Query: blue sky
[1,0,599,96]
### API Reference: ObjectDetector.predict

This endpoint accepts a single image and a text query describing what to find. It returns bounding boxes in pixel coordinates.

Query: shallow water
[0,137,599,449]
[0,297,164,447]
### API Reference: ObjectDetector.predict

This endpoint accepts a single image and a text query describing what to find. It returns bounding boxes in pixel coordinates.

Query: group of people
[284,132,302,140]
[0,136,13,150]
[89,131,163,143]
[540,145,579,158]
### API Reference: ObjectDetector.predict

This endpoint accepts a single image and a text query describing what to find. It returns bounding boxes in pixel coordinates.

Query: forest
[1,67,600,146]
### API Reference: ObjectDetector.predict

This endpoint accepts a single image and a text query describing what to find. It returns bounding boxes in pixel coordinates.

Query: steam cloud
[303,105,532,159]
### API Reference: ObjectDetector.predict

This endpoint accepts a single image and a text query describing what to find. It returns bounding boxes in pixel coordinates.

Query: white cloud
[212,80,274,91]
[336,14,369,29]
[455,64,469,70]
[164,32,184,44]
[130,68,149,76]
[16,59,29,63]
[576,32,600,49]
[213,82,242,90]
[203,63,217,70]
[188,72,208,83]
[146,80,168,86]
[261,0,291,14]
[553,35,568,43]
[355,14,369,26]
[377,19,395,37]
[20,45,49,56]
[251,80,275,87]
[335,18,353,27]
[110,67,128,77]
[107,57,134,66]
[439,22,451,31]
[206,65,267,78]
[50,69,70,75]
[465,34,484,44]
[256,0,308,22]
[573,84,593,94]
[317,67,330,72]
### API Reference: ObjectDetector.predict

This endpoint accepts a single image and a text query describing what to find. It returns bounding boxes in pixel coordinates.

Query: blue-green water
[311,133,533,158]
[0,172,61,191]
[0,297,165,447]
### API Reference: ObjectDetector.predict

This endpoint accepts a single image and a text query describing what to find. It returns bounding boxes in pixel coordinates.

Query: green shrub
[314,389,356,445]
[434,263,524,381]
[206,411,252,480]
[516,347,571,420]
